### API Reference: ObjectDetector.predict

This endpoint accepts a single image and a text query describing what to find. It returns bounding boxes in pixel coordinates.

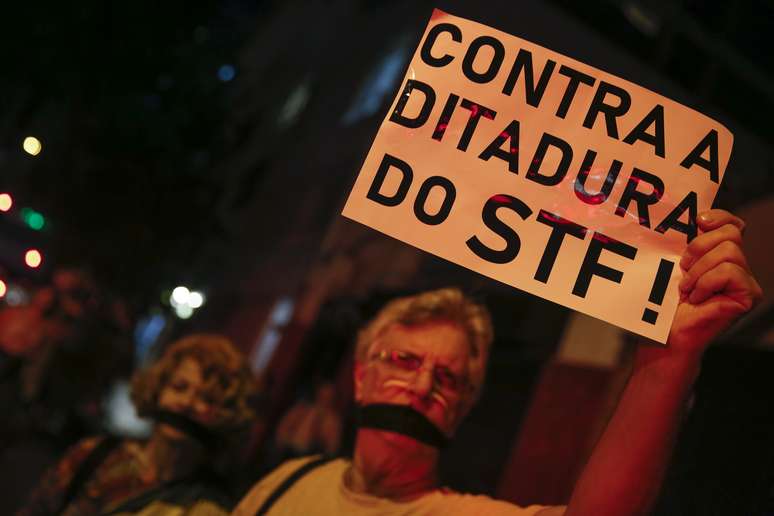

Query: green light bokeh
[21,208,45,230]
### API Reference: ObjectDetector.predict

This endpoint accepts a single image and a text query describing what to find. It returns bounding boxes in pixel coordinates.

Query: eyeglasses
[371,349,469,394]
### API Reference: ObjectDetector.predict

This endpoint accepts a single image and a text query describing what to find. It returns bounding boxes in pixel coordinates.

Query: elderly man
[234,209,761,515]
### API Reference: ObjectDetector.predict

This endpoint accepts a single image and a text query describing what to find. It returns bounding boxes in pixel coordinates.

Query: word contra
[417,22,721,183]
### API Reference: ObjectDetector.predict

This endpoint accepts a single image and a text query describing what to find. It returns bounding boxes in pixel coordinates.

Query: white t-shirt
[233,456,557,515]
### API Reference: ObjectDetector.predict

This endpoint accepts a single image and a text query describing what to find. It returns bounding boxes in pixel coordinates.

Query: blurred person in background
[274,380,342,460]
[234,209,761,516]
[0,268,132,444]
[17,333,258,516]
[0,268,133,514]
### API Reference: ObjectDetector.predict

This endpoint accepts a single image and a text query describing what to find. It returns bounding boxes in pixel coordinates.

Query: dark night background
[0,0,773,514]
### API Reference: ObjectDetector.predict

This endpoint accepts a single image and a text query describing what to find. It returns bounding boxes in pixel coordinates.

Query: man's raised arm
[563,209,763,516]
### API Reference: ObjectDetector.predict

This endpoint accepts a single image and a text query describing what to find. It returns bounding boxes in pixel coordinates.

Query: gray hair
[355,287,493,406]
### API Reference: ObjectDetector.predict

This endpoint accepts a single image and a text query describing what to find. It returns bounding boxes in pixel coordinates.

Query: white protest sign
[342,9,732,343]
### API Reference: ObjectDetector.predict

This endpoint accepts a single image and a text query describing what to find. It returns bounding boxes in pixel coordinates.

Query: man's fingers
[680,223,743,270]
[687,262,762,309]
[679,240,749,293]
[697,209,746,233]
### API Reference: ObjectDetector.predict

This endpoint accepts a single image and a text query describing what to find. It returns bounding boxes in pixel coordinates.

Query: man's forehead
[374,320,471,355]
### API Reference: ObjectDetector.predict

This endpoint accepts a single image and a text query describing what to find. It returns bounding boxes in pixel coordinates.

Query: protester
[233,209,762,515]
[0,269,136,514]
[1,268,132,441]
[17,333,258,516]
[274,381,342,459]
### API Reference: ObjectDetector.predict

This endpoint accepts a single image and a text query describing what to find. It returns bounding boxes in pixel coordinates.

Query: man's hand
[566,209,762,516]
[668,209,762,353]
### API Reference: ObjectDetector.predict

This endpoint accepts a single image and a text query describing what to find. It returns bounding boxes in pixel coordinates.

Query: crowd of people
[0,208,763,515]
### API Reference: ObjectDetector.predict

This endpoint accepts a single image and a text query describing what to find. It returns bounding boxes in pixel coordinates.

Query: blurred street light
[22,136,42,156]
[169,285,205,318]
[20,207,45,230]
[24,249,42,268]
[0,193,12,212]
[175,304,194,319]
[188,291,205,308]
[5,284,28,306]
[217,64,235,82]
[170,286,190,307]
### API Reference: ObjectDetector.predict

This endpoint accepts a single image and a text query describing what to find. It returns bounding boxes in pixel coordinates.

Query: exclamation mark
[642,259,675,324]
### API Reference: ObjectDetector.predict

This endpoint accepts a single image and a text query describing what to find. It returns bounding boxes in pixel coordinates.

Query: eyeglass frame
[369,348,473,396]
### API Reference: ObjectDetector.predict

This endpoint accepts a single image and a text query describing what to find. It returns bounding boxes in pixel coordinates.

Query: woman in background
[17,333,257,516]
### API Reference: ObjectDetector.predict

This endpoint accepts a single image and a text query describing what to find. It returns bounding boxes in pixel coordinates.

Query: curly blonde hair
[355,288,493,407]
[131,334,257,432]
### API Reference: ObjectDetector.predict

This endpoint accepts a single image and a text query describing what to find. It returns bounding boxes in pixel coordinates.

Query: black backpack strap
[254,456,333,516]
[103,461,232,515]
[56,436,120,515]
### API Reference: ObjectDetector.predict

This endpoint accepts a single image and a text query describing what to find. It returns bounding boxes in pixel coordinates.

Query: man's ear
[353,361,365,403]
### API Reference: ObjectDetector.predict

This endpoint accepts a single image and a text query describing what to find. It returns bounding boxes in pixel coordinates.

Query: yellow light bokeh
[22,136,42,156]
[0,193,12,212]
[24,249,42,268]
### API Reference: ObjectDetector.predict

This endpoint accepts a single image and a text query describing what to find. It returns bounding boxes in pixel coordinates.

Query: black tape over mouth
[152,410,217,449]
[357,403,449,449]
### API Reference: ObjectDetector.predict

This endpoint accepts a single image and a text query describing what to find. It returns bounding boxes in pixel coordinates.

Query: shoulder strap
[57,436,120,515]
[103,470,223,515]
[103,460,233,515]
[254,456,333,516]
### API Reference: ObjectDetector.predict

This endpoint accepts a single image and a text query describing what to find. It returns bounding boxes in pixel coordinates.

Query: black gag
[152,410,217,449]
[357,403,449,448]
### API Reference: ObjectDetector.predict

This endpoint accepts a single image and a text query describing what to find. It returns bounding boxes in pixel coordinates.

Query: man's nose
[408,366,434,400]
